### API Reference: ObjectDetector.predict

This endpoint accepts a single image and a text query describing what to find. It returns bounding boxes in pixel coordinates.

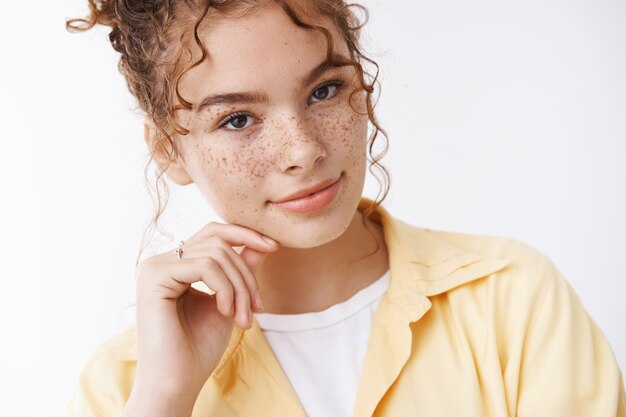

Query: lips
[271,175,341,203]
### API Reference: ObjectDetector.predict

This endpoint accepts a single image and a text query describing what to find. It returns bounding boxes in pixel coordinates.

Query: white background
[0,0,624,415]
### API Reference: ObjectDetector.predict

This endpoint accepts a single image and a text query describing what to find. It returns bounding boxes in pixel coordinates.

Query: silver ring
[175,240,185,260]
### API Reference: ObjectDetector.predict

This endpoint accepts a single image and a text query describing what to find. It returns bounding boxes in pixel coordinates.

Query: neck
[256,207,389,314]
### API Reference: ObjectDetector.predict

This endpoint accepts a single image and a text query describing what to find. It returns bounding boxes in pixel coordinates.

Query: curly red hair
[67,0,390,264]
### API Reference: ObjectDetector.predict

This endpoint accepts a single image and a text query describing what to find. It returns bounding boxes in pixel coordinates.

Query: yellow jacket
[68,198,626,416]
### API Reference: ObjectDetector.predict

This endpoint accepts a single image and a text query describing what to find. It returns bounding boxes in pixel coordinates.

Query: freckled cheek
[193,148,268,222]
[306,106,368,157]
[196,146,265,186]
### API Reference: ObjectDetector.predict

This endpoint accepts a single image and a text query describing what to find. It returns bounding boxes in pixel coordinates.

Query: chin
[262,188,363,249]
[274,218,351,248]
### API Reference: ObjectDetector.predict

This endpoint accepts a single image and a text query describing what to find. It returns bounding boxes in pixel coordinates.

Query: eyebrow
[195,53,349,112]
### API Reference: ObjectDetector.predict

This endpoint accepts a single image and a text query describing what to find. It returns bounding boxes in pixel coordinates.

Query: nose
[276,115,327,174]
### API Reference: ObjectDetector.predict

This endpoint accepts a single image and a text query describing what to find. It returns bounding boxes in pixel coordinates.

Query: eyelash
[218,79,345,131]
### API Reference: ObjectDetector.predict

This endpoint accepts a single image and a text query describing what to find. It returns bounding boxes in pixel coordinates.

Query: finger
[139,257,235,319]
[220,244,266,312]
[206,247,253,328]
[193,257,240,321]
[176,239,270,314]
[184,222,279,252]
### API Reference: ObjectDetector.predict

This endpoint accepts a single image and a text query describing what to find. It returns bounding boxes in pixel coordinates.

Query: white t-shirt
[253,270,391,417]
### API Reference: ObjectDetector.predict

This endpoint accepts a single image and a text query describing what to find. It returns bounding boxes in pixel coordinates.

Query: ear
[143,122,194,186]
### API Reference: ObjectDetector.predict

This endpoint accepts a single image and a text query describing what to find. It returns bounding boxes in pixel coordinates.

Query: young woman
[66,1,626,416]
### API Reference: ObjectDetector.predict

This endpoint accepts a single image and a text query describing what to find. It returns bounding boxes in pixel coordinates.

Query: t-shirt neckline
[254,269,391,332]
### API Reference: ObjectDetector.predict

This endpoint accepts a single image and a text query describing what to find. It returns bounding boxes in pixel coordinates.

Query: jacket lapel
[352,198,511,417]
[212,322,308,417]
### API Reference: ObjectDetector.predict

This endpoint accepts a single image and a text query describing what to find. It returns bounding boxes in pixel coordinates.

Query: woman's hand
[128,222,279,409]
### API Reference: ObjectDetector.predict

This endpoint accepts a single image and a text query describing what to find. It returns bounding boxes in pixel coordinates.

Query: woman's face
[174,2,369,248]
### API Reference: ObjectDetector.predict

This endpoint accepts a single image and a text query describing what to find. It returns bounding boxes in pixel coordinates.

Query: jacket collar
[359,197,511,310]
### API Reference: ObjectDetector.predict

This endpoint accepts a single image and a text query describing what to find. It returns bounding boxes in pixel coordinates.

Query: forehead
[178,2,350,103]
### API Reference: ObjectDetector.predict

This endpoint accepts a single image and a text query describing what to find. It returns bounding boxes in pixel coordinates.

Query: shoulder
[384,211,575,333]
[67,326,137,416]
[81,325,138,372]
[382,209,567,312]
[422,227,587,339]
[407,225,574,327]
[405,230,626,414]
[379,205,559,298]
[431,227,549,264]
[427,227,562,293]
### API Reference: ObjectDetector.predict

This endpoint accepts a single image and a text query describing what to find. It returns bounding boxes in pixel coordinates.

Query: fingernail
[262,236,277,245]
[254,290,264,311]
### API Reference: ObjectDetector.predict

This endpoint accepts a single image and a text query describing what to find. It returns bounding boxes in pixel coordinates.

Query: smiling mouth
[270,174,342,204]
[267,174,343,213]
